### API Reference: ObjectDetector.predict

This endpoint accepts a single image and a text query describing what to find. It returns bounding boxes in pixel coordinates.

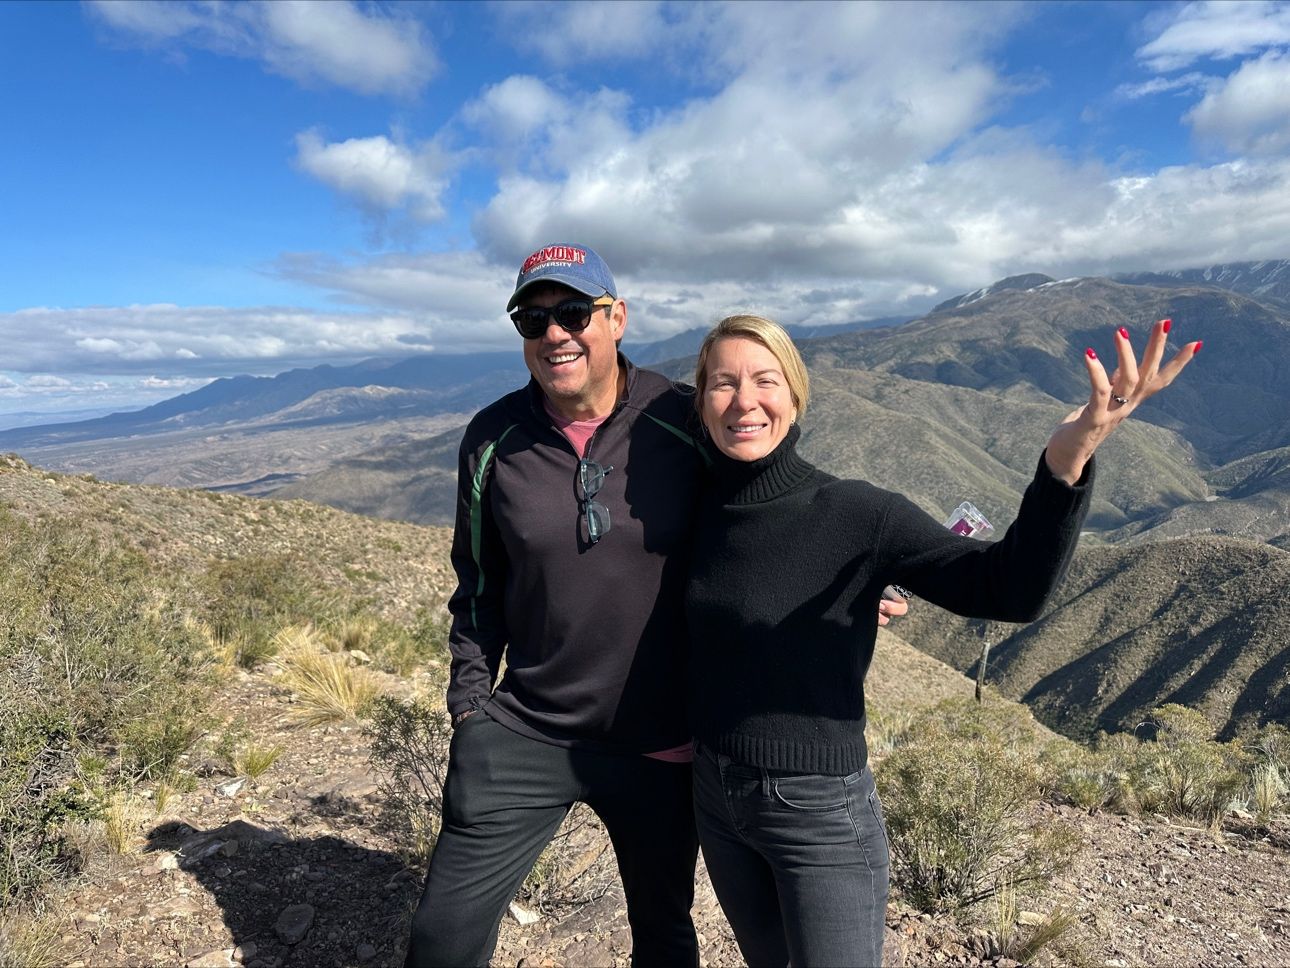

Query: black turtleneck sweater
[685,425,1093,776]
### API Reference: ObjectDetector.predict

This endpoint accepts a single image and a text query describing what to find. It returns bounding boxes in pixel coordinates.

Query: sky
[2,0,1289,420]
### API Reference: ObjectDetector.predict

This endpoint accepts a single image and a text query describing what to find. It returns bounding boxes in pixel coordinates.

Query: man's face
[519,283,626,420]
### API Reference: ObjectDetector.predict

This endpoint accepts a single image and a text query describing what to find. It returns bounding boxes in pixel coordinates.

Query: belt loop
[760,769,770,798]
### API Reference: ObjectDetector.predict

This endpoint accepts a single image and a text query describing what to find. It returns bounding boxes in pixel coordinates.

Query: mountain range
[3,258,1288,741]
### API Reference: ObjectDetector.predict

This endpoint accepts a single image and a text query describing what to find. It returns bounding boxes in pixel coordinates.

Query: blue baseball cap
[507,243,617,311]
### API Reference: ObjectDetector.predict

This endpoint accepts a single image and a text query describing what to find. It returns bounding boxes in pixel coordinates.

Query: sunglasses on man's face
[510,296,614,340]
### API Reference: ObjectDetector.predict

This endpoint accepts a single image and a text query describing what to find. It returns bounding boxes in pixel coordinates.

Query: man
[404,243,707,967]
[404,243,907,966]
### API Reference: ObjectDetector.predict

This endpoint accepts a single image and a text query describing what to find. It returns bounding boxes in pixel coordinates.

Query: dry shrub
[0,910,65,968]
[1042,739,1124,813]
[102,795,139,856]
[866,702,917,758]
[275,625,381,726]
[1250,763,1288,824]
[986,881,1085,966]
[365,694,453,863]
[1122,705,1250,826]
[1247,723,1289,823]
[233,742,284,780]
[0,511,212,907]
[324,608,450,677]
[518,804,617,914]
[878,699,1079,915]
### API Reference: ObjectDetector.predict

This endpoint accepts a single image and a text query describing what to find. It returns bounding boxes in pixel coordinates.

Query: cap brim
[507,274,613,311]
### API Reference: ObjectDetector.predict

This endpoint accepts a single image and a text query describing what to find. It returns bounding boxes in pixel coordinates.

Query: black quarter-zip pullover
[445,358,707,753]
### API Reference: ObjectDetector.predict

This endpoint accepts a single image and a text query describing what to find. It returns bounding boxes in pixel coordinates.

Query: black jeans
[404,711,699,967]
[693,744,890,968]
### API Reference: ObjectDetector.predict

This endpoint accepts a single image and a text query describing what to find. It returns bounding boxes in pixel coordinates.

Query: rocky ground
[34,631,1290,968]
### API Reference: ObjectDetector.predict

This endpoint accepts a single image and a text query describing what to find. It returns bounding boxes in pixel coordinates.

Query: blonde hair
[694,314,810,417]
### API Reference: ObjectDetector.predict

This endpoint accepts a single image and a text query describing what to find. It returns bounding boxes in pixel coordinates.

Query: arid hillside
[893,535,1290,741]
[2,453,1288,968]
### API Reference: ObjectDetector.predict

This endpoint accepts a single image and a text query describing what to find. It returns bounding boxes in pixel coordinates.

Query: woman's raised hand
[1045,318,1200,484]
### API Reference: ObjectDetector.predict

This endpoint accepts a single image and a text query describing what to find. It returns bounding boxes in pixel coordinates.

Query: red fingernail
[1118,327,1129,340]
[1162,318,1172,334]
[1193,340,1202,353]
[1086,348,1097,360]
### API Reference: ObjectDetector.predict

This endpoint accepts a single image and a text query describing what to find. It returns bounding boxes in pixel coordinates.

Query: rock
[304,768,380,805]
[355,943,377,962]
[274,904,315,945]
[155,895,204,918]
[156,852,180,871]
[882,927,906,966]
[185,947,236,968]
[220,840,240,858]
[233,942,256,963]
[218,778,247,797]
[348,649,372,663]
[180,839,227,866]
[508,901,541,925]
[181,820,288,861]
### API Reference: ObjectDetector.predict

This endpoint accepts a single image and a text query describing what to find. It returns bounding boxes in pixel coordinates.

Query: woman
[685,314,1197,966]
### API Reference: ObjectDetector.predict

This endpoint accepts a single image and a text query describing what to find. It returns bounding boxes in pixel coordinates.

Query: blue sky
[2,0,1289,420]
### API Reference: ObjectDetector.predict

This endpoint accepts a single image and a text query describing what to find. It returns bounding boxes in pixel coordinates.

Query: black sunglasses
[510,296,614,339]
[576,457,612,544]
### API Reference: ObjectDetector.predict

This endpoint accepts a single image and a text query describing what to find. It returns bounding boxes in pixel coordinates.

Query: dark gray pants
[693,744,890,968]
[404,711,699,967]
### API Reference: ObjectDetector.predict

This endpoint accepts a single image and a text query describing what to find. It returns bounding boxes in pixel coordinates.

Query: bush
[986,882,1084,965]
[202,555,328,667]
[866,702,916,758]
[365,695,453,863]
[321,608,449,677]
[0,512,215,907]
[0,910,65,968]
[1042,739,1123,813]
[233,742,284,780]
[0,704,88,904]
[276,625,381,725]
[878,700,1079,915]
[1123,705,1250,826]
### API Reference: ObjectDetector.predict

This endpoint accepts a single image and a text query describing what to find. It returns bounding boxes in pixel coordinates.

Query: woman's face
[701,336,797,462]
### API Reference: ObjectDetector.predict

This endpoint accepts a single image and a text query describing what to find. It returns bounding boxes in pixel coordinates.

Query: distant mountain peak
[932,273,1057,313]
[1113,259,1290,309]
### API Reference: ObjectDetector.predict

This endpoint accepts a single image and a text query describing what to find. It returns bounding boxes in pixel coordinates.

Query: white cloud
[1186,52,1290,155]
[268,2,1290,341]
[59,0,1290,373]
[0,372,213,419]
[88,0,435,96]
[1137,0,1290,72]
[295,130,450,221]
[0,304,443,374]
[140,375,207,389]
[272,250,520,345]
[461,76,632,176]
[494,1,688,64]
[466,4,1023,279]
[1115,72,1214,100]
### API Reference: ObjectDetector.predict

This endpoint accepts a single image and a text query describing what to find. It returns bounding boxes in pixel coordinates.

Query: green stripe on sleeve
[643,412,713,467]
[469,423,518,628]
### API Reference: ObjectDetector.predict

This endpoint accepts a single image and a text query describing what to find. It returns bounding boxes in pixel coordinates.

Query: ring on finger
[1111,393,1128,405]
